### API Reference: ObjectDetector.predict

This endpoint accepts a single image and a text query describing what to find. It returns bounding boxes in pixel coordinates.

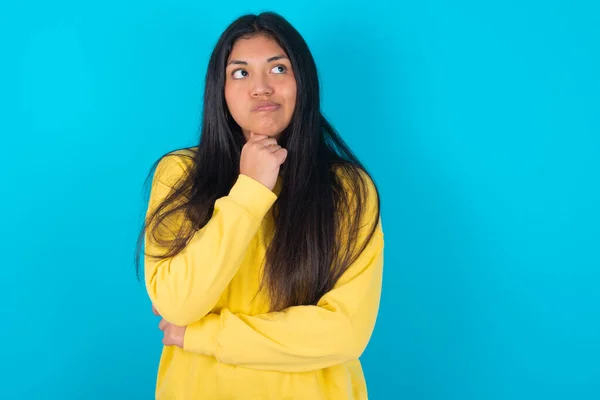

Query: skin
[154,304,185,347]
[156,34,297,345]
[224,33,297,142]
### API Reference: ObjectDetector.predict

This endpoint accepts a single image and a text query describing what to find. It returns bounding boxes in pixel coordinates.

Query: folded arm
[183,228,384,372]
[144,153,278,327]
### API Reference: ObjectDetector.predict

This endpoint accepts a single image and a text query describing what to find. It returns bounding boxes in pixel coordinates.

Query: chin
[249,127,285,138]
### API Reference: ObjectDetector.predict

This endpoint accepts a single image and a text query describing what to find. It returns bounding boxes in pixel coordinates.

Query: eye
[232,69,248,79]
[271,64,287,74]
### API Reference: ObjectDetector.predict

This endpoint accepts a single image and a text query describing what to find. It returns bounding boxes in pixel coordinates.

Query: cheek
[281,80,297,110]
[288,91,297,116]
[224,86,244,117]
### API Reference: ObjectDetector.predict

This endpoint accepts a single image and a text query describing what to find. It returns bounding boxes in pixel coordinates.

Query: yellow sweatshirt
[144,148,385,400]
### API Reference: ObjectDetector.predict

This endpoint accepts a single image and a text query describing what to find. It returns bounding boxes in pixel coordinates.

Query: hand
[153,304,186,348]
[159,318,186,348]
[240,132,288,191]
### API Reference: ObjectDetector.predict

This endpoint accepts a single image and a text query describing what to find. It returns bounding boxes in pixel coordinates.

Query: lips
[252,101,280,112]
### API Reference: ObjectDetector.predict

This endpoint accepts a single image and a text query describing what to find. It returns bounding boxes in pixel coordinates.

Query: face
[224,33,297,142]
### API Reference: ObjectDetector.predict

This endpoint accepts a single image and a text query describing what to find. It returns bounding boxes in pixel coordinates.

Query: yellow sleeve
[182,224,385,372]
[144,153,278,327]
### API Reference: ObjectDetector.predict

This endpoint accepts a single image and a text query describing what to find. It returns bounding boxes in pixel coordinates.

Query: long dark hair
[135,11,381,312]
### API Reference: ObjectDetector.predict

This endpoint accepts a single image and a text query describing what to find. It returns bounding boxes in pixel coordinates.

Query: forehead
[228,34,286,61]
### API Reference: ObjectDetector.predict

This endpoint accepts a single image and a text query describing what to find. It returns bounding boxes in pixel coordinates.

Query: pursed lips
[252,101,280,112]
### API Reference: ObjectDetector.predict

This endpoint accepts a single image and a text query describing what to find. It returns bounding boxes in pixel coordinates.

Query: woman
[136,11,385,400]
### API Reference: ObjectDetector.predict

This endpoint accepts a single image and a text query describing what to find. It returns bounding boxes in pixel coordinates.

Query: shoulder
[332,162,383,236]
[158,146,197,169]
[153,146,198,188]
[331,163,379,204]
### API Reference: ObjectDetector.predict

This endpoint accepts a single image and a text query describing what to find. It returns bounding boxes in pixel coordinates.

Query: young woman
[136,11,384,400]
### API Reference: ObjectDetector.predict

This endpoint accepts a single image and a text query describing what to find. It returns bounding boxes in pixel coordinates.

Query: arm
[182,226,385,372]
[144,153,278,327]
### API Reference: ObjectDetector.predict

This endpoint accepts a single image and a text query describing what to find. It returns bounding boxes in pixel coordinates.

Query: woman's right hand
[240,132,288,191]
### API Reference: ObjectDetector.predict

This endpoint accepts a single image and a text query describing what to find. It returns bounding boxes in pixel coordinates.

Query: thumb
[249,131,267,141]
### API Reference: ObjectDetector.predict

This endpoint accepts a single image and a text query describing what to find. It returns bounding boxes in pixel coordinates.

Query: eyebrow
[227,55,288,66]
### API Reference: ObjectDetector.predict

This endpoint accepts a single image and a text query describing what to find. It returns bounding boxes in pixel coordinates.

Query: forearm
[146,174,278,326]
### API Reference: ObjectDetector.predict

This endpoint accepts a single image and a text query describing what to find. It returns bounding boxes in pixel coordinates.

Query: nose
[251,74,273,97]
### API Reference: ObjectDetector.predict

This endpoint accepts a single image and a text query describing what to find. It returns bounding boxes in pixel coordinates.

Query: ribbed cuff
[183,313,221,357]
[228,174,278,221]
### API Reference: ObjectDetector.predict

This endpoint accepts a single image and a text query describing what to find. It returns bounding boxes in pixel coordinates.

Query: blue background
[1,0,598,399]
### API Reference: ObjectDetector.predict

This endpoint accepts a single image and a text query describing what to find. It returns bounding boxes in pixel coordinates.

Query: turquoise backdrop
[1,0,598,398]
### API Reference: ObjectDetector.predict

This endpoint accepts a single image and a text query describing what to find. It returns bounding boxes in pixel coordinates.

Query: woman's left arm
[181,229,384,373]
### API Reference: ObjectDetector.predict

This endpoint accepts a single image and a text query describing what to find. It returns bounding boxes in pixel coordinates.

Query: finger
[158,318,168,331]
[152,304,160,316]
[268,144,282,152]
[273,148,288,164]
[256,138,278,148]
[249,132,267,141]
